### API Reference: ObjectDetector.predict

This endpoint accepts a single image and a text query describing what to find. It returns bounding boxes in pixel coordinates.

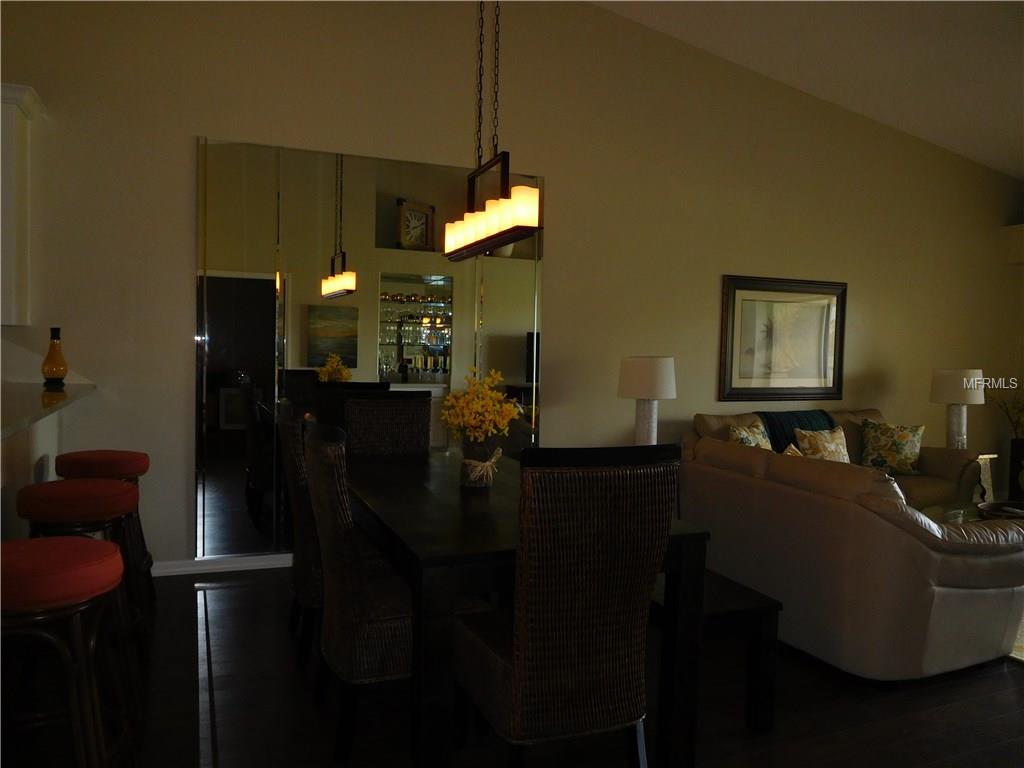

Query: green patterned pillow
[728,422,772,450]
[794,426,850,463]
[861,418,924,474]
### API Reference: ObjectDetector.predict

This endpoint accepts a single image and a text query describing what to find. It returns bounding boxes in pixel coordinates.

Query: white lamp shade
[930,368,985,405]
[618,356,677,400]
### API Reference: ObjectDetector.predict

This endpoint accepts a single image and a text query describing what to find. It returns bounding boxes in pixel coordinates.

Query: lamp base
[635,399,658,446]
[946,403,967,449]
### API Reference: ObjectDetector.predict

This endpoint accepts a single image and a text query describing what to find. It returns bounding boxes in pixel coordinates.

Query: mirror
[196,140,542,558]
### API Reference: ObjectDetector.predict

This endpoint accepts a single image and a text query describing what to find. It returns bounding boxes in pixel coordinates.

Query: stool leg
[70,609,106,768]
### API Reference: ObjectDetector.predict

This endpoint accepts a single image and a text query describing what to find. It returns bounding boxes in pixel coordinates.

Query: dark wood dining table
[347,449,709,768]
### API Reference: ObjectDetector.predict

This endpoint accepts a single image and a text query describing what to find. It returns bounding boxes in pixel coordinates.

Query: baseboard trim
[153,553,292,577]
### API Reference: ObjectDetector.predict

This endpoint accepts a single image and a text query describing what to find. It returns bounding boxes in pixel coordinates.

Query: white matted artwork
[719,276,846,401]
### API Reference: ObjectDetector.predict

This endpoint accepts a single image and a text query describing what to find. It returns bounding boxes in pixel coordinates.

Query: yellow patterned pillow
[861,418,924,474]
[783,443,803,457]
[728,422,772,450]
[794,426,850,463]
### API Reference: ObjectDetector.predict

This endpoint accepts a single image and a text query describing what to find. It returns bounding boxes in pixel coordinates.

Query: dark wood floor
[138,569,1024,768]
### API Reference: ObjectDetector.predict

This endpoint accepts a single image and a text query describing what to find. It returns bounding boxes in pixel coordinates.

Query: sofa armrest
[859,494,1024,555]
[918,445,979,488]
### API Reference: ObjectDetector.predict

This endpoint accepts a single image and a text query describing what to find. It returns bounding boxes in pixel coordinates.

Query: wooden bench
[653,569,782,732]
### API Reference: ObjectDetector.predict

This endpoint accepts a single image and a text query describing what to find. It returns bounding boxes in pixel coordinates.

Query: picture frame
[719,275,846,401]
[305,304,358,368]
[396,198,435,251]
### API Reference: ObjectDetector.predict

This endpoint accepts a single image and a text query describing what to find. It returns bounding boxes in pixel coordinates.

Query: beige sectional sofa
[683,408,980,508]
[682,412,1024,680]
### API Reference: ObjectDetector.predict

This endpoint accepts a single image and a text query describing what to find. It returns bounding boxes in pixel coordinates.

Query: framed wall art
[719,275,846,401]
[305,304,358,368]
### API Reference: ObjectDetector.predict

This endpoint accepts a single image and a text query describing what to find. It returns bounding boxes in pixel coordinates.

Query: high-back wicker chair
[311,380,391,428]
[453,444,680,766]
[303,422,413,763]
[277,406,322,663]
[341,390,431,458]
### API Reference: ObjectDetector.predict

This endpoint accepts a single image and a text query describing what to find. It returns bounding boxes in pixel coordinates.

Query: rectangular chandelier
[444,151,541,262]
[321,251,357,298]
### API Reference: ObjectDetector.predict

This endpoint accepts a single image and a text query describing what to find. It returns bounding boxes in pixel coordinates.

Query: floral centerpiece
[317,352,352,383]
[442,368,520,487]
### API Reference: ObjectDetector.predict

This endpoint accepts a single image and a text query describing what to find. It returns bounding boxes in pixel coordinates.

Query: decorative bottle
[42,327,68,391]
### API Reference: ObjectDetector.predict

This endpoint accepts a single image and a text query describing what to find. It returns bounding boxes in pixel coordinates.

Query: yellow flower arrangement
[442,368,520,443]
[317,353,352,383]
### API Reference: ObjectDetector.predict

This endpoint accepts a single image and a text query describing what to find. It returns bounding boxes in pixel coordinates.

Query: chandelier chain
[491,0,500,158]
[476,1,485,168]
[335,154,344,256]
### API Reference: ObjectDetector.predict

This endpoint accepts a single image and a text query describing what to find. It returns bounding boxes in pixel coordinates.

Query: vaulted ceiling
[597,2,1023,179]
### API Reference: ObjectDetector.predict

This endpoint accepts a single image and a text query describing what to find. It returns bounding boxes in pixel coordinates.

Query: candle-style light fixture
[321,154,357,298]
[444,1,541,262]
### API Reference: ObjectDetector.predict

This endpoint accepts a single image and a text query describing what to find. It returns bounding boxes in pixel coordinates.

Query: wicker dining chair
[277,406,323,666]
[303,422,413,764]
[341,390,431,458]
[453,444,680,767]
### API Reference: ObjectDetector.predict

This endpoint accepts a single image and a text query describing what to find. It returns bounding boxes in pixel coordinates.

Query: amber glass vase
[42,327,68,391]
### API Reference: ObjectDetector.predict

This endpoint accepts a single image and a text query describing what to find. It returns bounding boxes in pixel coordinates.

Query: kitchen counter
[1,382,96,439]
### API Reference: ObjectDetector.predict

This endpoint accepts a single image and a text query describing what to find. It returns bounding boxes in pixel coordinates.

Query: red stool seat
[17,479,139,523]
[1,537,124,612]
[56,449,150,480]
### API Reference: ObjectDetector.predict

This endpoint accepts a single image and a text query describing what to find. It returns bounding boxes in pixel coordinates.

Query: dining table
[346,449,709,768]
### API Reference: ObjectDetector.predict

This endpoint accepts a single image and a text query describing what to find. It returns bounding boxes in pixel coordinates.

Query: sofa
[683,408,981,509]
[681,422,1024,680]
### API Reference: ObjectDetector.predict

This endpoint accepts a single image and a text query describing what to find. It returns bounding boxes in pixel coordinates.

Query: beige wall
[2,2,1020,562]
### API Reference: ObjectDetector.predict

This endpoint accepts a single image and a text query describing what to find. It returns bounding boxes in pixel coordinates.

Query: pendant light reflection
[322,154,357,298]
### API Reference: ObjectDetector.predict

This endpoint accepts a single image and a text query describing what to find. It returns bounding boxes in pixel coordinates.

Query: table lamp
[930,368,984,449]
[618,356,677,445]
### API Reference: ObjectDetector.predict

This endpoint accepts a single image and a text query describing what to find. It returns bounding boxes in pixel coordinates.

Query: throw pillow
[861,418,924,474]
[783,443,803,457]
[794,426,851,463]
[728,422,772,451]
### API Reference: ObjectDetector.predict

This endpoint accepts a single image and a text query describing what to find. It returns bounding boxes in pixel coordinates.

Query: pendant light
[444,1,541,262]
[321,154,357,298]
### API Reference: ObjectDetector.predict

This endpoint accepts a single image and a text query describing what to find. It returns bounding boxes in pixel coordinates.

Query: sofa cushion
[765,451,904,502]
[794,426,851,463]
[756,409,834,453]
[783,443,803,457]
[694,412,763,442]
[694,438,771,478]
[895,475,958,509]
[862,418,925,474]
[829,409,884,467]
[728,423,772,450]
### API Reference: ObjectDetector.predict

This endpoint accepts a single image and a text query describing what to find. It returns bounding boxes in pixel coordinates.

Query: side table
[653,569,782,733]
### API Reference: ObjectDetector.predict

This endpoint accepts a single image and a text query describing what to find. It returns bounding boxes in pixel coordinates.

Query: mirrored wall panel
[196,140,542,558]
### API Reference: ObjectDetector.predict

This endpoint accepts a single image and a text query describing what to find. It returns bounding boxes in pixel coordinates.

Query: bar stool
[55,450,154,602]
[1,537,130,767]
[17,478,152,628]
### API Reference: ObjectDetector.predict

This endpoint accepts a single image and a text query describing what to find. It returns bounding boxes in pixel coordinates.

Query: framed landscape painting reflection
[719,275,846,401]
[306,305,358,368]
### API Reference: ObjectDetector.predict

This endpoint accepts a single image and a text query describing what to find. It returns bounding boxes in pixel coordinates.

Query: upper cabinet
[1,84,43,326]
